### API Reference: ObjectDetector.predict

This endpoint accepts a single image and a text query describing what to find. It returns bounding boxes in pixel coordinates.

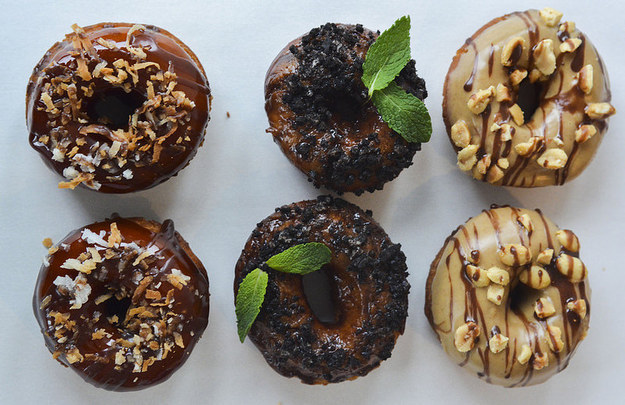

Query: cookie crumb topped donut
[33,217,209,391]
[234,196,410,383]
[27,23,211,193]
[265,23,427,195]
[443,8,614,187]
[425,206,590,386]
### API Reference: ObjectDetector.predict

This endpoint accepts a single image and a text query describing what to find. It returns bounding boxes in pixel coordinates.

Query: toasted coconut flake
[108,222,122,247]
[58,172,95,189]
[174,332,185,348]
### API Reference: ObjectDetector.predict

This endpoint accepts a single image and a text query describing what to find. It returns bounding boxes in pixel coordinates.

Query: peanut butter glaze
[234,196,409,384]
[33,217,209,391]
[425,206,590,387]
[265,23,426,195]
[27,23,211,193]
[443,9,614,187]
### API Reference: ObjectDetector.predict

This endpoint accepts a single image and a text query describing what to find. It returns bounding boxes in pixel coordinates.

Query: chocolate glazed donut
[265,23,427,195]
[33,217,209,391]
[27,23,211,192]
[425,206,590,387]
[234,196,410,383]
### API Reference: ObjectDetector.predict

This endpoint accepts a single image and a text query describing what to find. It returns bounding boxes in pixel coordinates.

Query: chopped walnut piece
[533,39,556,76]
[486,267,510,285]
[535,297,556,318]
[457,144,479,171]
[496,84,512,103]
[536,249,554,265]
[575,124,597,143]
[498,244,532,266]
[559,38,582,53]
[519,265,551,289]
[556,254,587,282]
[547,325,564,352]
[533,352,549,370]
[467,86,495,115]
[567,299,587,319]
[489,333,509,354]
[487,284,505,305]
[556,229,580,252]
[466,264,490,287]
[585,102,616,119]
[451,120,471,148]
[537,148,568,169]
[510,69,528,86]
[509,104,524,126]
[517,344,532,365]
[454,321,480,352]
[539,7,563,27]
[501,37,525,67]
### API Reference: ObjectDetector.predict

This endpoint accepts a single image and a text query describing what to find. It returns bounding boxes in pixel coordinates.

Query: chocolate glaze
[234,196,409,384]
[424,206,590,387]
[33,217,210,391]
[27,23,211,193]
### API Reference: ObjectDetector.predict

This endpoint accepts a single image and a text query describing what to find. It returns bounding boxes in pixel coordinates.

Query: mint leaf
[266,242,332,275]
[235,268,268,343]
[362,16,411,97]
[371,81,432,143]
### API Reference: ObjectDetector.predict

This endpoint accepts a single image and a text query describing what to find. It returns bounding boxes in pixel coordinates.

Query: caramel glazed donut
[27,23,211,193]
[425,206,590,387]
[234,196,410,383]
[443,8,615,187]
[33,217,209,391]
[265,23,427,195]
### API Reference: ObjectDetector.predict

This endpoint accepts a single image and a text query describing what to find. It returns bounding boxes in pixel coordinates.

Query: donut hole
[515,78,545,122]
[104,295,132,324]
[85,87,146,130]
[509,281,541,314]
[302,265,339,324]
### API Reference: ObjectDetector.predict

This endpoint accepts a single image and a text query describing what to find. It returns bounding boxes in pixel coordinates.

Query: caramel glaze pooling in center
[443,9,614,187]
[425,206,590,387]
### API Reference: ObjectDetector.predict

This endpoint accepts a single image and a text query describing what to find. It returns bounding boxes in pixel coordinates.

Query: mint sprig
[235,242,332,342]
[362,16,432,143]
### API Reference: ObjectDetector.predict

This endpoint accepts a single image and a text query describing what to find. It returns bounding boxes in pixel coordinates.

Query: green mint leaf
[266,242,331,275]
[235,268,268,343]
[362,15,411,96]
[371,81,432,143]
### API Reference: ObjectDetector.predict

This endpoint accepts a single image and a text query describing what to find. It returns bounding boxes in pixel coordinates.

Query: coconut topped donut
[27,23,211,193]
[443,8,615,187]
[425,206,590,387]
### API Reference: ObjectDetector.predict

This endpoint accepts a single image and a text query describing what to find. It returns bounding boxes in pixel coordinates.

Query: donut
[443,8,615,187]
[33,217,210,391]
[27,23,211,193]
[265,23,427,195]
[234,196,410,383]
[425,206,590,386]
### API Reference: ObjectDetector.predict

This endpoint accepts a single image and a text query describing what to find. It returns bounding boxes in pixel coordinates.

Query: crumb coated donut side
[443,9,614,187]
[33,217,210,391]
[234,196,410,384]
[27,23,211,193]
[425,206,590,387]
[265,23,427,195]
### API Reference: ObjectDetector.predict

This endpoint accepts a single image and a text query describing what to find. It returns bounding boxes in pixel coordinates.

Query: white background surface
[0,0,623,403]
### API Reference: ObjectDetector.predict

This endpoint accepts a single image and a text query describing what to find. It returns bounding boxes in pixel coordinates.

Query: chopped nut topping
[487,284,505,305]
[575,124,597,143]
[536,249,554,265]
[466,264,490,287]
[451,120,471,148]
[517,213,533,232]
[475,154,492,175]
[539,7,563,27]
[533,352,549,370]
[486,267,510,285]
[510,69,528,86]
[497,158,509,170]
[517,344,532,365]
[559,21,576,35]
[467,86,495,114]
[556,229,580,252]
[501,37,525,67]
[496,84,512,103]
[533,39,557,76]
[489,333,509,354]
[535,297,556,318]
[556,254,587,282]
[559,38,582,53]
[529,68,544,83]
[576,64,593,94]
[547,325,564,352]
[486,165,504,184]
[509,103,524,126]
[457,144,479,171]
[499,244,532,266]
[519,265,551,289]
[499,124,514,142]
[454,321,480,352]
[537,148,568,170]
[585,102,616,119]
[567,299,587,319]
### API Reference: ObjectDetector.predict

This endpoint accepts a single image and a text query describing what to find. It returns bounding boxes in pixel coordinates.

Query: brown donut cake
[33,217,210,391]
[425,206,590,387]
[27,23,211,193]
[443,8,615,187]
[234,196,410,383]
[265,23,427,195]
